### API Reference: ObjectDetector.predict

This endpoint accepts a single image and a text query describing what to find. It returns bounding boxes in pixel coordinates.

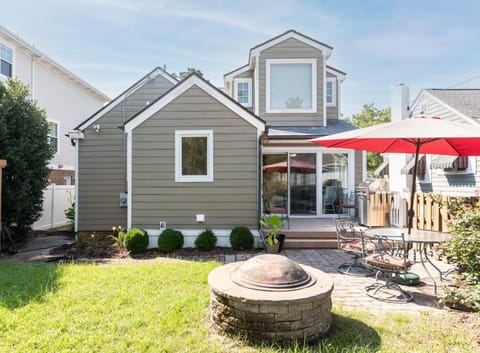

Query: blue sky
[1,0,479,117]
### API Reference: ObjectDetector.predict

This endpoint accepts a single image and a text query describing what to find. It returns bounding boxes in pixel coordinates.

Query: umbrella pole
[407,142,421,235]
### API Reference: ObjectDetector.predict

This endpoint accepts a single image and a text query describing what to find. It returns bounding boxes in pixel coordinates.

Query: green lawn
[0,260,477,353]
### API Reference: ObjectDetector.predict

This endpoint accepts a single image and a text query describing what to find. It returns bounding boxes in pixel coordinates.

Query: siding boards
[326,72,339,120]
[412,93,480,194]
[259,38,325,126]
[78,74,174,231]
[131,85,259,230]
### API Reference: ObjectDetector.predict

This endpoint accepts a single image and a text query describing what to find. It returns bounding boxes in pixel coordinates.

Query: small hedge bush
[123,228,149,254]
[230,226,254,250]
[195,228,217,251]
[158,229,184,253]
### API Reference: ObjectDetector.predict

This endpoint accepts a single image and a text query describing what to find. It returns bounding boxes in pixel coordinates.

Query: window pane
[270,63,312,109]
[182,136,207,175]
[322,153,348,214]
[237,82,249,104]
[0,60,12,77]
[48,122,58,138]
[326,81,333,103]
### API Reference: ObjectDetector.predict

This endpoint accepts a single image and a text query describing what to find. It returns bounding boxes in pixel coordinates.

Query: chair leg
[337,255,374,276]
[365,274,413,303]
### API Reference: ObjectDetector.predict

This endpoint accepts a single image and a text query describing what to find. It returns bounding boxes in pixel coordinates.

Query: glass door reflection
[289,153,317,215]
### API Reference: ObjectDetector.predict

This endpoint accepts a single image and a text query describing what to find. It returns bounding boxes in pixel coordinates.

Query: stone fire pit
[208,254,334,344]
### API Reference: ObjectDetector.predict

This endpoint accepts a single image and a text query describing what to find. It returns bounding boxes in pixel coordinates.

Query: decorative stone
[208,254,334,344]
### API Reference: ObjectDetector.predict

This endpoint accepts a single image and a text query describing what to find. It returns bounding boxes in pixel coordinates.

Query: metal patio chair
[363,232,413,303]
[335,218,374,276]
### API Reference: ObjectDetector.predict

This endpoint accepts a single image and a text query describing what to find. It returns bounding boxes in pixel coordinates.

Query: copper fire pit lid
[230,254,316,291]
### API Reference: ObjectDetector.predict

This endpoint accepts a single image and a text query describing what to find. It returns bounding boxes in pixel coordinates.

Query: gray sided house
[124,75,264,246]
[408,89,480,195]
[224,29,363,222]
[71,67,178,231]
[72,30,365,248]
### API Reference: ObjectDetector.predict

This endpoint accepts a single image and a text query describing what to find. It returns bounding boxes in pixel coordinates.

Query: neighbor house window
[234,78,252,107]
[326,78,336,106]
[266,58,316,113]
[48,121,59,154]
[175,130,213,182]
[63,176,72,185]
[0,43,13,78]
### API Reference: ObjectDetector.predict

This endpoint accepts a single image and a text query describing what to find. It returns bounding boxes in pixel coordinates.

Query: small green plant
[89,232,99,247]
[230,226,254,250]
[64,202,75,232]
[260,215,286,246]
[195,228,217,251]
[158,229,184,253]
[284,96,303,108]
[440,284,480,312]
[110,226,125,247]
[123,228,149,254]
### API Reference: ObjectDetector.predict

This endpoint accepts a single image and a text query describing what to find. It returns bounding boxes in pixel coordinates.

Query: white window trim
[265,58,317,114]
[233,78,252,107]
[434,156,476,175]
[326,77,336,107]
[175,130,214,182]
[0,42,14,81]
[47,119,60,155]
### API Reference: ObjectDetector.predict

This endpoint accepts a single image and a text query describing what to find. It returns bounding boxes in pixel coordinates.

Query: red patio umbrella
[310,116,480,233]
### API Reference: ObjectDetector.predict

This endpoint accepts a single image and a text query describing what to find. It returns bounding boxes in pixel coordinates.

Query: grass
[0,260,477,353]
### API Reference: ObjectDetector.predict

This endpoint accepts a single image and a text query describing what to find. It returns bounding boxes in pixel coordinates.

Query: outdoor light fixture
[93,124,101,133]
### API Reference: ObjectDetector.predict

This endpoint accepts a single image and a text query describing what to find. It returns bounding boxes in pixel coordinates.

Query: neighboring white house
[0,24,109,230]
[0,24,109,185]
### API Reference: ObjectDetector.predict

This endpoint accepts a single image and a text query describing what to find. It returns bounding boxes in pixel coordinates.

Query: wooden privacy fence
[392,192,478,232]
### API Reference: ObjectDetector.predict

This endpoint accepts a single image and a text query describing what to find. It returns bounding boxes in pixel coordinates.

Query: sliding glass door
[262,151,350,217]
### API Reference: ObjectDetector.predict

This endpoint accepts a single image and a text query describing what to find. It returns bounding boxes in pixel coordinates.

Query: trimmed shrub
[230,226,254,250]
[195,228,217,251]
[123,228,149,254]
[158,229,184,253]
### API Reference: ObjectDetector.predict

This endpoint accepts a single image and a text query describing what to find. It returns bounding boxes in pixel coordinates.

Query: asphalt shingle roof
[426,89,480,119]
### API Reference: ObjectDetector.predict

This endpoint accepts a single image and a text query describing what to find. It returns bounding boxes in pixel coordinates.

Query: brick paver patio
[225,248,456,314]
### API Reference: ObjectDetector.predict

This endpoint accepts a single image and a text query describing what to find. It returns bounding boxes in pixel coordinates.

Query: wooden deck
[282,218,339,249]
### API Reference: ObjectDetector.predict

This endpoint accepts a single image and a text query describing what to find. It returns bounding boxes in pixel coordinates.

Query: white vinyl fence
[33,184,75,230]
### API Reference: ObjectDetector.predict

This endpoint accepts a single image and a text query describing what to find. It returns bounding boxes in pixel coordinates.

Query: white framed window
[47,121,59,154]
[234,78,252,107]
[326,78,336,106]
[63,176,72,185]
[175,130,213,182]
[266,59,317,113]
[0,43,13,78]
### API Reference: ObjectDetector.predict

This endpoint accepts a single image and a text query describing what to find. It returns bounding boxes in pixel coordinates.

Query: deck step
[283,238,338,249]
[282,230,337,239]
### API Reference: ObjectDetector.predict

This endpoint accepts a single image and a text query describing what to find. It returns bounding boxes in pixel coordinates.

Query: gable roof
[250,29,333,58]
[124,74,265,133]
[75,67,177,131]
[426,89,480,120]
[0,24,109,101]
[224,29,345,87]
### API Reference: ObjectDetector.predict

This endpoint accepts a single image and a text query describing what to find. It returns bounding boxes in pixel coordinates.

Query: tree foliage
[172,68,204,80]
[0,79,54,243]
[346,103,391,175]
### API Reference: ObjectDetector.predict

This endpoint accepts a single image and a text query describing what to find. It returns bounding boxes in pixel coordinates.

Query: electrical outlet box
[119,192,128,207]
[159,221,166,231]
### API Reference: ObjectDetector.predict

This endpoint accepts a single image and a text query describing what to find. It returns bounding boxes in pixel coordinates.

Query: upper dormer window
[234,78,252,107]
[266,59,317,113]
[0,44,13,78]
[326,78,336,106]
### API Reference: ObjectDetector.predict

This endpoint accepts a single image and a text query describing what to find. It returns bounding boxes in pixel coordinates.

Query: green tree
[346,104,391,175]
[0,79,54,244]
[172,68,204,80]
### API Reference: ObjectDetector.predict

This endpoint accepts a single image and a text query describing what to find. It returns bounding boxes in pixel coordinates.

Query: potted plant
[260,215,286,253]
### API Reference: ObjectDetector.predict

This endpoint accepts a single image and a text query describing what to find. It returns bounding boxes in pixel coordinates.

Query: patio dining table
[363,227,448,295]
